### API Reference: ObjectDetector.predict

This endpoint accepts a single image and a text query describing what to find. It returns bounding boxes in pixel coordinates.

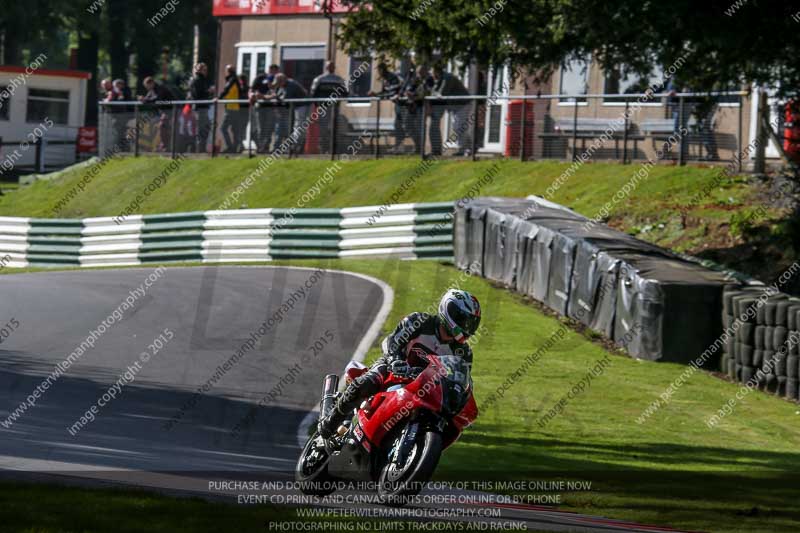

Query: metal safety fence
[98,91,750,166]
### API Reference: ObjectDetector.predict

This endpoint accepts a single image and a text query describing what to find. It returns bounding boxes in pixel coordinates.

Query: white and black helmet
[438,289,481,343]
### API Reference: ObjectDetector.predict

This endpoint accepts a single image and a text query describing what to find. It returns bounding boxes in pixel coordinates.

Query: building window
[280,45,326,93]
[27,88,69,125]
[603,65,664,103]
[0,87,10,121]
[348,55,372,97]
[558,57,590,103]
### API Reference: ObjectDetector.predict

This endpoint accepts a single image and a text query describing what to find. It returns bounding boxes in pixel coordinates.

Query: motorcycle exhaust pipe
[320,374,339,418]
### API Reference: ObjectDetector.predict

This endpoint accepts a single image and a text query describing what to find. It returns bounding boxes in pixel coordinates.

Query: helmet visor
[446,301,481,337]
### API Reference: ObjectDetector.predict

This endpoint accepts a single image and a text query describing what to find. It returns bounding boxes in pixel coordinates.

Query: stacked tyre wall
[455,196,740,365]
[0,202,454,267]
[722,285,800,401]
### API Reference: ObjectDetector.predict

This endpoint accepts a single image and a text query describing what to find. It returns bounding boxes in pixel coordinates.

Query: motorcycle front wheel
[294,432,337,496]
[377,430,442,507]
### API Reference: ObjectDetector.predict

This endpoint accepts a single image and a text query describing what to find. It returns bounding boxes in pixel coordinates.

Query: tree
[333,0,800,93]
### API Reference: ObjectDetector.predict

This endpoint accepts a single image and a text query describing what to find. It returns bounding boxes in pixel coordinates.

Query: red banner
[212,0,348,16]
[77,127,97,153]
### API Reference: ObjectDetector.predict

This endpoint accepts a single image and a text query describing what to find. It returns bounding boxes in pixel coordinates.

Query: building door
[237,44,273,84]
[236,44,273,148]
[482,65,509,153]
[279,45,326,93]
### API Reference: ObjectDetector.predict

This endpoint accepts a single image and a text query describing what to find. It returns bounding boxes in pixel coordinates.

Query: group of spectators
[101,62,216,153]
[371,63,472,156]
[101,59,476,156]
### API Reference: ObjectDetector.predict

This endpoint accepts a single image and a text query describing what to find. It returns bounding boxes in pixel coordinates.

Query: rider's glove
[390,360,411,377]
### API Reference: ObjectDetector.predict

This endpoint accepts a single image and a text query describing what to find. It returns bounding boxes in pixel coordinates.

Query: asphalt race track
[0,266,688,533]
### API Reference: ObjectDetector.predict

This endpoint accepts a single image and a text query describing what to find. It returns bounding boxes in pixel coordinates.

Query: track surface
[0,266,689,533]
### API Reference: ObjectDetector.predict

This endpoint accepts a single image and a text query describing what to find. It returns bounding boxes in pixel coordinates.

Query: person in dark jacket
[139,76,174,152]
[219,65,244,153]
[189,62,213,152]
[369,63,405,152]
[398,65,431,153]
[311,61,348,153]
[110,79,133,152]
[238,73,250,152]
[266,73,309,154]
[250,64,280,153]
[430,66,471,156]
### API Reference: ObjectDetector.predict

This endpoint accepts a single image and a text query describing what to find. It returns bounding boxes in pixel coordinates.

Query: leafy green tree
[333,0,800,93]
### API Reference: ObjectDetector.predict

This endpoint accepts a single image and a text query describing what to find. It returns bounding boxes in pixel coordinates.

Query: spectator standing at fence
[238,74,250,152]
[177,103,197,153]
[250,64,280,153]
[693,96,719,160]
[102,79,123,149]
[113,79,134,150]
[398,65,428,153]
[430,66,471,156]
[114,79,133,102]
[190,62,214,152]
[311,61,348,153]
[369,63,404,152]
[268,73,309,155]
[139,76,174,152]
[219,65,244,153]
[101,78,114,100]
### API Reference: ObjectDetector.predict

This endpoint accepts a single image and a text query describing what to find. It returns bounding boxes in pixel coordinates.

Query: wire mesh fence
[98,92,752,165]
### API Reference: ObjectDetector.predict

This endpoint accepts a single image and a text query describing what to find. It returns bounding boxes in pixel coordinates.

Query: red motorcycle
[295,353,478,505]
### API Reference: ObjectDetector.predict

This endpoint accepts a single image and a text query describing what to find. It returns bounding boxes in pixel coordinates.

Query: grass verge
[2,156,795,288]
[2,260,799,532]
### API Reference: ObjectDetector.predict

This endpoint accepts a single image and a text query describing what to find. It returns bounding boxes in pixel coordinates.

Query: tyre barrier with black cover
[455,196,739,364]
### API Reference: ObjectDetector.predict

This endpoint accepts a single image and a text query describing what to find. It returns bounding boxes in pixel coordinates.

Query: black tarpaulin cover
[453,196,736,363]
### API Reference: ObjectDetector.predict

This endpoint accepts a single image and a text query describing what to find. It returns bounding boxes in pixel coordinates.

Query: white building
[0,65,91,174]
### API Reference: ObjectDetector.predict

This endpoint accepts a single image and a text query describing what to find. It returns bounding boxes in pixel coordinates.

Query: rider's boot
[317,406,347,439]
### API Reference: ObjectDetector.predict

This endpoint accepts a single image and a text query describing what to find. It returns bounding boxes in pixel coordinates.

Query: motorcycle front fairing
[358,362,445,448]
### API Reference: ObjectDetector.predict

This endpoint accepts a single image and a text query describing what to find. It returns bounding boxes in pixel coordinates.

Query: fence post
[210,100,219,158]
[471,98,479,161]
[330,100,339,161]
[754,90,768,174]
[288,102,295,159]
[374,99,381,159]
[248,103,254,159]
[519,98,527,162]
[170,104,178,160]
[737,94,744,173]
[678,96,685,166]
[622,100,630,164]
[34,138,44,173]
[571,99,578,162]
[134,105,140,158]
[420,101,428,160]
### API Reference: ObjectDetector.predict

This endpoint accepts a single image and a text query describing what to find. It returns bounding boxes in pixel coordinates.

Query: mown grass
[0,480,420,533]
[3,260,799,532]
[0,156,756,224]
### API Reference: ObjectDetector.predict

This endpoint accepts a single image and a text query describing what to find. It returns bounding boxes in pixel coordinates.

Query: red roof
[0,65,92,80]
[213,0,349,16]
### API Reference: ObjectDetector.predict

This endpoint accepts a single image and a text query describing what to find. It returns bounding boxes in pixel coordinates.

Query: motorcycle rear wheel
[378,430,442,507]
[295,432,337,496]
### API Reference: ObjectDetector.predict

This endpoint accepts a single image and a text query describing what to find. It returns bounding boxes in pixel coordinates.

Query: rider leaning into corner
[318,288,481,438]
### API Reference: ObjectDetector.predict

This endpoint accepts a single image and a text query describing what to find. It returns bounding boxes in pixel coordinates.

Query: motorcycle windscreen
[436,356,472,418]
